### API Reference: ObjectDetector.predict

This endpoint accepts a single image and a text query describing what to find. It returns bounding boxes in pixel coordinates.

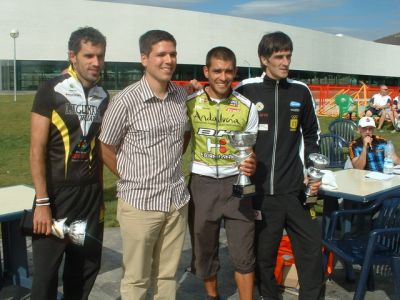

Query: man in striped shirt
[99,30,189,300]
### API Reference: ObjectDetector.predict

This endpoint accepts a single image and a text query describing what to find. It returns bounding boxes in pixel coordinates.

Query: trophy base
[233,184,256,198]
[305,195,318,205]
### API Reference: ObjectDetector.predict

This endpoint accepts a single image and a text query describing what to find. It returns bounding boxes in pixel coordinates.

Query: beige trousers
[117,198,188,300]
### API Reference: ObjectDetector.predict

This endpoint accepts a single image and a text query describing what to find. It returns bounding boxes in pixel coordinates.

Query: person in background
[391,93,400,133]
[30,26,108,300]
[99,30,189,300]
[235,31,323,300]
[365,85,393,132]
[184,46,258,300]
[349,116,400,171]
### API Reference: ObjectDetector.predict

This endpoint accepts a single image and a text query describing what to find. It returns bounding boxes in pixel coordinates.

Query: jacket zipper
[270,80,279,194]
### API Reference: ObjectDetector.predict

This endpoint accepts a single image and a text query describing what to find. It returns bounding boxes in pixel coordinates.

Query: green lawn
[1,93,400,226]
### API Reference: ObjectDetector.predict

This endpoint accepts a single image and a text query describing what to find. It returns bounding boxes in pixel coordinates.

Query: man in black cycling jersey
[236,31,323,300]
[30,27,108,300]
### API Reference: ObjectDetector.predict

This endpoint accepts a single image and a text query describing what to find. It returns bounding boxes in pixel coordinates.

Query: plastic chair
[319,134,348,168]
[323,191,400,300]
[328,119,358,146]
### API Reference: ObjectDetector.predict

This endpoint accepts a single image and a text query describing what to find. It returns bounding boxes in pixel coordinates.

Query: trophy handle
[232,150,252,166]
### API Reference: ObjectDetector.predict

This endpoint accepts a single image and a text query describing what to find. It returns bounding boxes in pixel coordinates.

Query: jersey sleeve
[245,102,259,133]
[31,80,55,118]
[301,86,320,162]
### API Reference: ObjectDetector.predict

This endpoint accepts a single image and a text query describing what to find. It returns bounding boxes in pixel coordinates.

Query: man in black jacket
[236,31,323,300]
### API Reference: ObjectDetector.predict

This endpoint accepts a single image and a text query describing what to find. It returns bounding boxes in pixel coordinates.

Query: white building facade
[1,0,400,90]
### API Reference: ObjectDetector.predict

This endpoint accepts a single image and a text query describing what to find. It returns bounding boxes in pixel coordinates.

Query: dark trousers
[255,191,324,300]
[30,182,104,300]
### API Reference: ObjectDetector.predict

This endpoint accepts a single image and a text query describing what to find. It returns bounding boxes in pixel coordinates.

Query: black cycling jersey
[31,68,109,186]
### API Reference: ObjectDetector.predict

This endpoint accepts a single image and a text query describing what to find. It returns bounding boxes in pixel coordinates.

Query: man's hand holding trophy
[227,131,257,198]
[20,210,88,246]
[304,153,330,205]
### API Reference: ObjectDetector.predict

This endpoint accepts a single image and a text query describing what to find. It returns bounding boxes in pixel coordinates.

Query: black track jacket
[236,74,320,196]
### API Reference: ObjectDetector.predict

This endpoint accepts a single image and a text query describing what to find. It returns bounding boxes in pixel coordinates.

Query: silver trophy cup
[51,218,87,246]
[227,132,257,197]
[305,153,330,204]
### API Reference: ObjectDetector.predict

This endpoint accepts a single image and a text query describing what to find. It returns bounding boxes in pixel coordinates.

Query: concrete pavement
[0,226,397,299]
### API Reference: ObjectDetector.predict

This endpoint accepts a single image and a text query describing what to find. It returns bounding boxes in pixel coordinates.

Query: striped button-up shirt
[99,76,190,212]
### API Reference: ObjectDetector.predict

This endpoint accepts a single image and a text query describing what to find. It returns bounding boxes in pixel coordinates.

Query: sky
[96,0,400,41]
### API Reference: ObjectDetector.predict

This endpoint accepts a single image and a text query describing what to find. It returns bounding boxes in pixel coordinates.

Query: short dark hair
[258,31,293,59]
[139,30,176,56]
[68,26,106,54]
[205,46,236,68]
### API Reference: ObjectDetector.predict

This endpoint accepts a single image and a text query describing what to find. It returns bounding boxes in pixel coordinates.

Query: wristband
[36,197,49,202]
[36,202,50,207]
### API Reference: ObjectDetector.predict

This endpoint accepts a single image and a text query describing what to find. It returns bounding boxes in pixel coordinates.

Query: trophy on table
[227,131,257,198]
[304,153,330,205]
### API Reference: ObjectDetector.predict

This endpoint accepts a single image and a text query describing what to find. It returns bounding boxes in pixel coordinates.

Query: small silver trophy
[51,218,87,246]
[227,131,257,197]
[305,153,330,204]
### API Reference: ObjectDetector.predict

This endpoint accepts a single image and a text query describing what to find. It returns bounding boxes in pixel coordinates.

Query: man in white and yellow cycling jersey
[183,46,258,300]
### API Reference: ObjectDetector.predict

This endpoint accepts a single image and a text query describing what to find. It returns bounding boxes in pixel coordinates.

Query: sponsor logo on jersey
[202,152,235,159]
[290,115,298,131]
[255,102,264,111]
[206,138,228,153]
[70,137,90,161]
[289,101,301,108]
[197,95,208,104]
[197,128,232,137]
[65,92,81,97]
[193,111,240,125]
[229,100,239,107]
[290,108,300,112]
[90,94,106,101]
[258,124,268,131]
[65,103,102,122]
[226,107,241,113]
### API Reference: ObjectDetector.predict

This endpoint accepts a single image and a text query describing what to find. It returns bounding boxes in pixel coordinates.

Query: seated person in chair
[392,94,400,132]
[365,85,393,132]
[349,116,400,172]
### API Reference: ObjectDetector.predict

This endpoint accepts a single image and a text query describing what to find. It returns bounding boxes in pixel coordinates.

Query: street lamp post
[10,29,19,102]
[243,59,251,78]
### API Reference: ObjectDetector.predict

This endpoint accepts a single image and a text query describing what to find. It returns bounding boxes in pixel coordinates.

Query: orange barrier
[172,81,399,118]
[274,235,295,285]
[274,235,334,286]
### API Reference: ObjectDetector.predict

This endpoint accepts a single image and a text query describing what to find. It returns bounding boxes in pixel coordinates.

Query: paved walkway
[0,227,396,299]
